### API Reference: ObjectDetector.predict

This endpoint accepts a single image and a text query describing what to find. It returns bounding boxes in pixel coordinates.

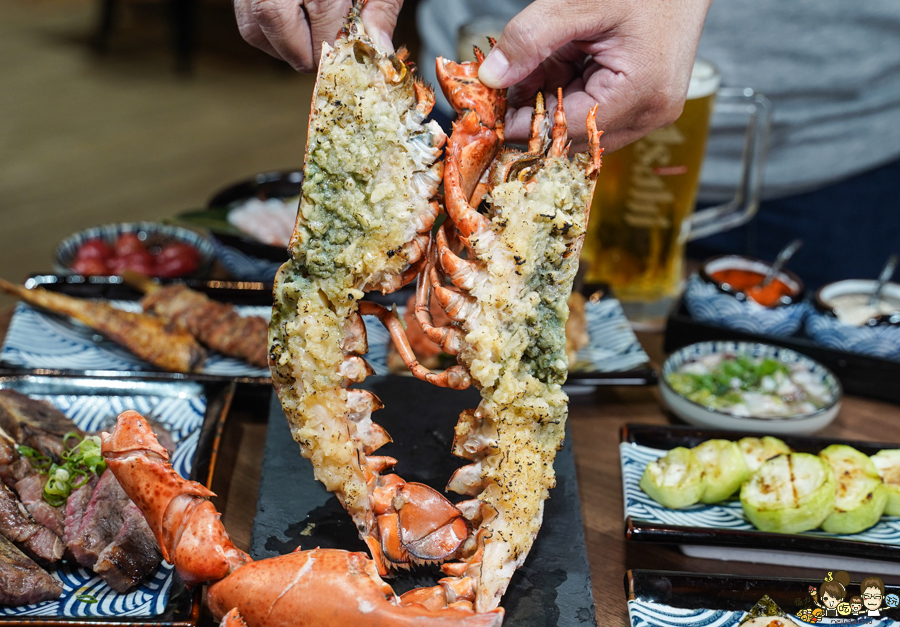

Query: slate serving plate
[626,570,900,627]
[0,372,235,626]
[621,424,900,570]
[252,376,598,626]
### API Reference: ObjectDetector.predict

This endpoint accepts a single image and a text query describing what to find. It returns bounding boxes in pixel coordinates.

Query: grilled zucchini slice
[640,447,706,509]
[693,439,751,503]
[819,444,888,534]
[871,449,900,516]
[741,452,835,533]
[737,436,791,472]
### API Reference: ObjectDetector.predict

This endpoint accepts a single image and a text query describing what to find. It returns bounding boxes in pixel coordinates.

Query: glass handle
[687,88,773,241]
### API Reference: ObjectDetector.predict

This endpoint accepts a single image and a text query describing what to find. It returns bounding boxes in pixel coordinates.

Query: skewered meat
[0,278,207,373]
[0,533,62,606]
[0,483,64,563]
[141,285,268,368]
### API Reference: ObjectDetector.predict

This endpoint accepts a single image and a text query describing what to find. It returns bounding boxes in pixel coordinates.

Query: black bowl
[206,170,303,263]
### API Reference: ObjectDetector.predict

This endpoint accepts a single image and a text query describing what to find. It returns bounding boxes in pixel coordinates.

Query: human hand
[234,0,404,72]
[477,0,712,152]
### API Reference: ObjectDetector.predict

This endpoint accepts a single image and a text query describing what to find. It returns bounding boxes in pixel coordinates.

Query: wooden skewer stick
[120,270,163,295]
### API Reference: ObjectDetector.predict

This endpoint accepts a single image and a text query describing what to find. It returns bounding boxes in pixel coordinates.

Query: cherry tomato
[71,257,109,276]
[156,243,200,264]
[75,239,114,262]
[154,255,199,278]
[108,250,156,276]
[114,233,146,257]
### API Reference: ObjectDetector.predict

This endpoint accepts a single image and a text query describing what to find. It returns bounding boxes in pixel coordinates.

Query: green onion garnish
[20,433,107,506]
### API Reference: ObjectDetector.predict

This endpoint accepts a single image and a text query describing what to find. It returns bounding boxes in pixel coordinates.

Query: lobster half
[393,47,603,611]
[267,0,476,581]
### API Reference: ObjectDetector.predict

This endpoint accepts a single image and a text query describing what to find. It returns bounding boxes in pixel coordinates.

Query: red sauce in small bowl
[710,269,795,307]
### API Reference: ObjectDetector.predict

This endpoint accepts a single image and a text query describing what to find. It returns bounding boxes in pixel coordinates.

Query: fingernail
[478,49,509,87]
[369,27,394,54]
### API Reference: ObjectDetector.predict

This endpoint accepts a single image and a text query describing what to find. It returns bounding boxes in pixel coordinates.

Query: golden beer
[582,60,720,304]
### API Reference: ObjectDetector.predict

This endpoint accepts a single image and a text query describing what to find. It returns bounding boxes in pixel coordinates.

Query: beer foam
[687,58,720,100]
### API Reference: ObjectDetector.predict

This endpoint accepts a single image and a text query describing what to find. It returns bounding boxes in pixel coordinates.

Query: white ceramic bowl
[660,341,842,434]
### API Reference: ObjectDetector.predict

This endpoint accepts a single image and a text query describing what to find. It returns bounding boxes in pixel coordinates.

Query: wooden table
[2,310,897,625]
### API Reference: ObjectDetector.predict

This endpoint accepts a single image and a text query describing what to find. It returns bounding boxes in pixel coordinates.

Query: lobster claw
[435,57,507,133]
[206,549,503,627]
[102,411,504,627]
[374,478,469,567]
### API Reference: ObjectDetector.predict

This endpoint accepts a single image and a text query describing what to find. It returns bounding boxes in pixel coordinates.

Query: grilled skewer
[123,272,268,368]
[0,278,206,373]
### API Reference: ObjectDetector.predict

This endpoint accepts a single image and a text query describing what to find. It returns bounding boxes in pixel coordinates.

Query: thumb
[361,0,404,54]
[479,0,607,88]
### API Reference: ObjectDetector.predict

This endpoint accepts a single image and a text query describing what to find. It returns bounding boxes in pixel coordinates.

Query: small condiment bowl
[684,255,808,336]
[806,279,900,360]
[660,341,842,434]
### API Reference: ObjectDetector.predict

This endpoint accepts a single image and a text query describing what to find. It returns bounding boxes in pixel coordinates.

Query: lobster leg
[358,301,472,390]
[414,235,470,355]
[549,87,569,158]
[101,411,503,627]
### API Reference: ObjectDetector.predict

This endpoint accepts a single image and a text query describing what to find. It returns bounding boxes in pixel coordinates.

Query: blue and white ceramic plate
[0,301,389,379]
[572,296,651,375]
[621,424,900,565]
[0,302,271,379]
[627,571,900,627]
[211,239,282,283]
[0,374,230,622]
[0,278,650,384]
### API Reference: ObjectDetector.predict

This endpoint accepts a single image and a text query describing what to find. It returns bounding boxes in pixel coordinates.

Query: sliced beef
[68,470,131,569]
[14,474,65,539]
[68,471,162,591]
[0,427,17,466]
[0,456,34,488]
[0,484,64,563]
[0,532,62,606]
[94,502,162,592]
[64,474,98,549]
[0,390,83,461]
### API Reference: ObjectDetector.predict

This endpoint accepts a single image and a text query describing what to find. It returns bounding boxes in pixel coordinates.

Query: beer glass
[580,59,772,327]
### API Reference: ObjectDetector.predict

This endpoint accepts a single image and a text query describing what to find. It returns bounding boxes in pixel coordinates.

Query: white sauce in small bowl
[818,279,900,327]
[829,293,900,326]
